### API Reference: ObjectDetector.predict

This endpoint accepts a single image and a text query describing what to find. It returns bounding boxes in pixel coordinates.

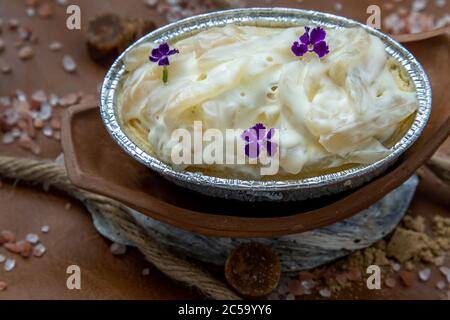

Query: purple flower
[149,42,179,66]
[291,26,329,58]
[149,42,179,84]
[241,123,278,158]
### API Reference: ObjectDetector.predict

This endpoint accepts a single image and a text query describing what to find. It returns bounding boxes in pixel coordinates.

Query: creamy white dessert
[118,25,418,179]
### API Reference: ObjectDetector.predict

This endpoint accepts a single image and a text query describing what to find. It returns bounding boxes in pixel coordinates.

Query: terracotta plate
[61,101,449,237]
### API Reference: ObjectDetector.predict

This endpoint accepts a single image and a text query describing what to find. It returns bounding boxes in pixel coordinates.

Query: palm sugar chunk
[225,243,280,298]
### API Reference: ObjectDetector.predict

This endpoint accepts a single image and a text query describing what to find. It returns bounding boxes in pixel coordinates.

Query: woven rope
[0,155,240,300]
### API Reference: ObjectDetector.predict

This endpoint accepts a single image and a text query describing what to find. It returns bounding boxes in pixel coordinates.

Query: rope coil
[0,155,240,300]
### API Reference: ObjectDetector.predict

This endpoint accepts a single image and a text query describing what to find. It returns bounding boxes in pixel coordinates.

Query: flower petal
[251,123,266,140]
[245,142,260,158]
[264,141,278,157]
[158,56,170,66]
[158,43,170,55]
[299,26,310,45]
[151,48,162,59]
[291,41,308,57]
[313,41,329,58]
[265,128,275,140]
[168,49,179,56]
[149,56,159,63]
[241,129,258,143]
[310,27,326,44]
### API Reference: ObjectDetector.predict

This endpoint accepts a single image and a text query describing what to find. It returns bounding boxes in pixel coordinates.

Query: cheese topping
[119,25,418,178]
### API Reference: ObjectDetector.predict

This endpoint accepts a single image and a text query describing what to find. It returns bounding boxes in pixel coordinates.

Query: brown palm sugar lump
[85,13,156,65]
[225,243,281,298]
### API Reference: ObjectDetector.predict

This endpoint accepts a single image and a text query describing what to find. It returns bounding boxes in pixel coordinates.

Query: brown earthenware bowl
[61,102,450,237]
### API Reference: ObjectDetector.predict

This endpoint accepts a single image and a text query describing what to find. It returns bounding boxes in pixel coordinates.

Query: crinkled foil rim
[100,8,432,193]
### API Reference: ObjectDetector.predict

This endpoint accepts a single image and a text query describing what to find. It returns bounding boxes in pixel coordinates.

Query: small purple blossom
[149,42,179,66]
[291,26,329,58]
[241,123,278,158]
[149,42,179,84]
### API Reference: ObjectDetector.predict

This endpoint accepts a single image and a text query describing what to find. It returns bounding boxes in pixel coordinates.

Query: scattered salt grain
[49,94,59,106]
[62,55,77,73]
[435,0,447,8]
[418,268,431,282]
[142,268,150,276]
[64,203,71,210]
[385,277,397,288]
[33,244,46,257]
[439,266,450,276]
[18,45,34,60]
[0,230,15,243]
[41,225,49,233]
[319,288,332,298]
[31,90,47,103]
[0,255,5,263]
[412,0,427,11]
[42,125,53,137]
[26,7,36,17]
[1,65,11,74]
[144,0,158,7]
[301,280,316,290]
[0,281,7,291]
[110,242,127,255]
[56,0,68,5]
[26,233,39,244]
[48,41,62,51]
[334,2,343,11]
[2,132,15,144]
[392,263,401,272]
[4,259,16,271]
[436,280,446,290]
[39,103,52,121]
[37,2,53,19]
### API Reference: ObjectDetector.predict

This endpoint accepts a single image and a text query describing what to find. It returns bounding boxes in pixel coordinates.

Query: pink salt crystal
[19,133,41,155]
[26,233,39,244]
[53,130,61,141]
[400,271,414,287]
[1,65,12,74]
[31,90,47,103]
[18,45,34,60]
[287,279,304,296]
[110,242,127,255]
[37,2,53,19]
[0,281,6,291]
[439,266,450,276]
[16,240,32,258]
[418,268,431,282]
[436,281,446,290]
[33,118,44,129]
[48,41,62,51]
[59,93,79,106]
[319,288,332,298]
[0,230,15,244]
[347,267,362,281]
[4,242,21,254]
[385,277,397,288]
[33,243,46,257]
[62,55,77,73]
[4,259,15,271]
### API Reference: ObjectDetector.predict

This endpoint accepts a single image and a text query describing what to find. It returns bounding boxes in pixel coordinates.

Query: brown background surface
[0,0,449,299]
